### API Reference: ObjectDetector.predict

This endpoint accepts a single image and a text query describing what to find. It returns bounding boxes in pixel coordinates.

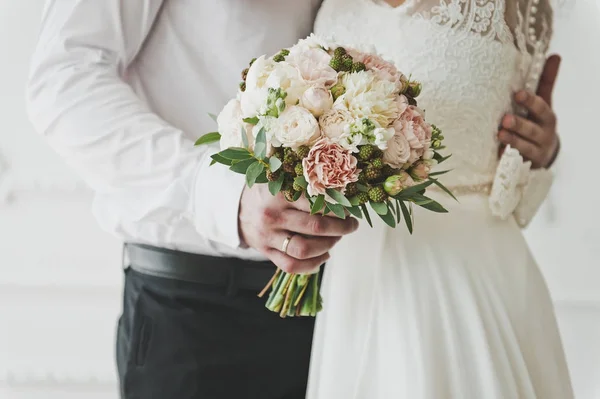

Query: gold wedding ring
[281,235,294,255]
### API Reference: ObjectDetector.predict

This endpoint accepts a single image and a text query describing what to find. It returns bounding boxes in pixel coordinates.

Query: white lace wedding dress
[307,1,574,398]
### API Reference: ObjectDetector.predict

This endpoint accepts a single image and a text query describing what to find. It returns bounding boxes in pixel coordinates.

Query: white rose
[217,99,253,151]
[301,86,334,117]
[271,106,321,149]
[335,71,399,128]
[319,108,354,140]
[240,55,276,118]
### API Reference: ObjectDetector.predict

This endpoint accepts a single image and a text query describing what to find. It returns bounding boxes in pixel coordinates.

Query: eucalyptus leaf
[326,189,352,207]
[294,176,308,190]
[243,116,259,125]
[210,153,234,166]
[255,171,269,184]
[229,158,256,174]
[220,147,252,160]
[326,203,346,219]
[399,201,413,234]
[246,162,264,188]
[361,204,373,227]
[349,196,361,206]
[194,132,221,146]
[370,201,388,215]
[292,191,302,202]
[268,174,285,196]
[311,195,325,215]
[323,207,331,216]
[255,127,266,148]
[347,206,363,219]
[241,126,249,148]
[254,142,267,160]
[269,157,282,172]
[356,183,369,192]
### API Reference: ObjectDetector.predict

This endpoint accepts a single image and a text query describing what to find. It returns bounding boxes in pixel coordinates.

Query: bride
[307,0,574,398]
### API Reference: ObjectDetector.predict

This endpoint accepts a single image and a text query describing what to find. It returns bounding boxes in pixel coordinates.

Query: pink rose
[286,48,339,88]
[391,97,433,166]
[382,130,411,169]
[303,138,359,197]
[348,49,406,92]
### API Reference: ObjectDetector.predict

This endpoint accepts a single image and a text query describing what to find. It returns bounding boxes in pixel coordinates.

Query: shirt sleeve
[26,0,246,249]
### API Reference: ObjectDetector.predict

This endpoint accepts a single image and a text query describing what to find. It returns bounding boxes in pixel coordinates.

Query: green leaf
[246,162,264,188]
[294,176,308,190]
[210,153,234,166]
[433,153,452,164]
[243,116,260,125]
[409,193,434,206]
[326,189,352,207]
[429,169,452,177]
[395,199,401,223]
[348,196,361,206]
[254,143,267,160]
[255,171,269,184]
[255,127,266,147]
[360,204,373,227]
[356,183,369,192]
[399,201,413,234]
[311,195,325,215]
[269,157,282,172]
[323,207,331,216]
[326,202,346,219]
[229,158,256,174]
[210,159,217,166]
[347,206,363,219]
[395,180,435,199]
[208,113,218,122]
[241,126,249,148]
[220,147,253,160]
[378,211,396,228]
[431,179,458,202]
[194,132,221,146]
[387,200,396,217]
[292,191,302,201]
[417,199,448,213]
[268,173,285,196]
[370,201,388,215]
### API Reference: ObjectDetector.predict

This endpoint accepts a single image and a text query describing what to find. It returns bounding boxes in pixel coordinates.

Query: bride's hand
[498,54,562,169]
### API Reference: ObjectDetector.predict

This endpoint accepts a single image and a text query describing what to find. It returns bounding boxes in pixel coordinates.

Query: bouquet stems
[259,268,323,318]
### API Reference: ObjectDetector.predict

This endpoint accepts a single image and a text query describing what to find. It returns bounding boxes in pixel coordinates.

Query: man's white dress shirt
[26,0,321,260]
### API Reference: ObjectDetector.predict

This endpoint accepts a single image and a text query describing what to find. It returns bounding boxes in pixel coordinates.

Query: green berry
[293,181,304,192]
[371,158,384,170]
[365,166,382,181]
[284,151,297,165]
[345,183,359,197]
[351,62,366,73]
[372,148,383,159]
[329,57,342,72]
[357,191,370,205]
[273,54,285,63]
[333,47,347,58]
[280,49,290,56]
[266,170,280,182]
[368,186,387,203]
[239,81,246,92]
[283,189,296,202]
[358,145,376,161]
[295,145,310,159]
[294,163,304,176]
[283,163,296,174]
[382,165,396,177]
[341,55,353,72]
[241,68,249,81]
[358,171,368,183]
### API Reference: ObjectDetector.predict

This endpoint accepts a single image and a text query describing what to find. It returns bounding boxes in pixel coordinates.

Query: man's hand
[239,184,359,274]
[498,54,562,169]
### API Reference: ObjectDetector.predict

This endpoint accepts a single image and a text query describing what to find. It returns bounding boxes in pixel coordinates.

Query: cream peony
[335,71,399,128]
[271,106,321,149]
[300,86,334,117]
[286,48,338,88]
[382,128,411,168]
[241,55,277,118]
[217,99,253,151]
[289,33,332,54]
[265,61,309,109]
[319,108,355,140]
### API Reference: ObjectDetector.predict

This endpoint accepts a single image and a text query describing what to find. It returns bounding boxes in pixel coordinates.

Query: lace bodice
[314,0,554,191]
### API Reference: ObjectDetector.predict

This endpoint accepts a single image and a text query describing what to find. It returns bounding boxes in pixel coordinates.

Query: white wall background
[0,1,598,398]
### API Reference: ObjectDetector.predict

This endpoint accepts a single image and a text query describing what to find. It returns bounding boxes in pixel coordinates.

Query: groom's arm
[26,0,246,248]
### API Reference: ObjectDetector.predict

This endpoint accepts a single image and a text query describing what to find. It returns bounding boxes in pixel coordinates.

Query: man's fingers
[266,249,329,274]
[536,54,561,107]
[515,91,556,126]
[266,231,340,260]
[501,114,546,145]
[278,209,359,236]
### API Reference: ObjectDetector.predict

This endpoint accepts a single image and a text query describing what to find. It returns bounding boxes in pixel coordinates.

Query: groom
[26,1,562,398]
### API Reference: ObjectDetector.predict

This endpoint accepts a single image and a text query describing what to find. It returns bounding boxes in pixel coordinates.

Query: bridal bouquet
[195,34,453,317]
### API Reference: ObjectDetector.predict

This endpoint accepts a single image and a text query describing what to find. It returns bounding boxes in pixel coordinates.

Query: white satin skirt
[306,192,574,399]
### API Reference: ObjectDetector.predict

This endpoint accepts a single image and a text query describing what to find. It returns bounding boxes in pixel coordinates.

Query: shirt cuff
[193,155,246,249]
